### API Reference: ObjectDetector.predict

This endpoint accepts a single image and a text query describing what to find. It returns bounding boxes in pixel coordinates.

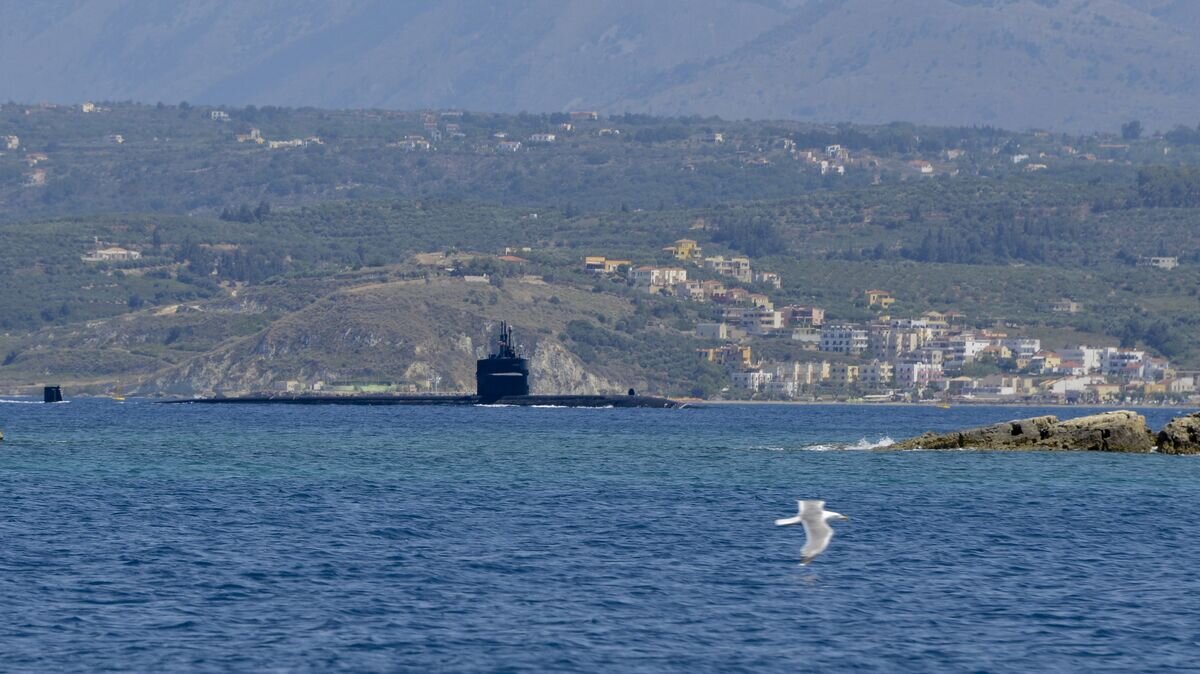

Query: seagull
[775,500,849,565]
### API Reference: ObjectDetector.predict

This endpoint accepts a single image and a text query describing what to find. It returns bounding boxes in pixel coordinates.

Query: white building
[528,133,557,143]
[1059,346,1102,373]
[896,361,943,387]
[2,135,18,150]
[82,246,141,262]
[820,325,869,355]
[1100,348,1146,377]
[1138,257,1179,270]
[630,266,687,289]
[1002,338,1042,360]
[210,110,230,121]
[732,370,773,392]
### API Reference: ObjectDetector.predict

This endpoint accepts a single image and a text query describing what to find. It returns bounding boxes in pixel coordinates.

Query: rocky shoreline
[894,410,1200,454]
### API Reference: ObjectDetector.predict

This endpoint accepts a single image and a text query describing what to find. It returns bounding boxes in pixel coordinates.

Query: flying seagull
[775,500,849,565]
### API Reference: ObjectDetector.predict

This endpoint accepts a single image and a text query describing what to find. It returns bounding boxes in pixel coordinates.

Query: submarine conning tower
[475,321,530,403]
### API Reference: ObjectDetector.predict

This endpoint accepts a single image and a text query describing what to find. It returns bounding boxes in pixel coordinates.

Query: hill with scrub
[2,104,1200,396]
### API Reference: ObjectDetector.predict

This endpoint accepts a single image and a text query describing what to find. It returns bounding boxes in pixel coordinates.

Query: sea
[1,399,1198,672]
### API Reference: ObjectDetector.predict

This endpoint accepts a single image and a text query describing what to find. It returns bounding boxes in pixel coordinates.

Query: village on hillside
[586,239,1197,405]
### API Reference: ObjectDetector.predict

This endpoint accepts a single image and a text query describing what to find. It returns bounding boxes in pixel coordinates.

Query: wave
[752,436,895,452]
[0,399,68,405]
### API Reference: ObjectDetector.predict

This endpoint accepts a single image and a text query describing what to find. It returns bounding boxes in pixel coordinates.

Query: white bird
[775,500,849,565]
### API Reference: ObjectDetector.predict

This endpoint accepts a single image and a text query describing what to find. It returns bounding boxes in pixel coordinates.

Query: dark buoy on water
[43,386,63,403]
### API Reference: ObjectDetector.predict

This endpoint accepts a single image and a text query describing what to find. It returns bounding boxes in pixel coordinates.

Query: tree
[1121,120,1143,141]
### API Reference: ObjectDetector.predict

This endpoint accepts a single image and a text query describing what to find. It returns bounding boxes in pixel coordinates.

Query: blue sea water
[1,400,1198,672]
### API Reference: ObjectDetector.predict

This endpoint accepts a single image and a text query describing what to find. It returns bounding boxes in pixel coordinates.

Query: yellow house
[865,289,896,309]
[584,256,631,274]
[696,345,753,368]
[663,238,702,260]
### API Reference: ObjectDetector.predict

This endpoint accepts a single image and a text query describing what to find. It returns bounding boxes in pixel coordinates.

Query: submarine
[165,322,686,408]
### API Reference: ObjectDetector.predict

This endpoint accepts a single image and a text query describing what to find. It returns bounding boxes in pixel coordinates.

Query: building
[630,266,687,289]
[105,134,125,144]
[81,102,96,113]
[732,370,773,392]
[397,135,432,151]
[820,325,869,355]
[895,361,943,388]
[704,255,752,283]
[236,128,264,144]
[1001,338,1042,360]
[789,361,831,386]
[497,140,522,152]
[570,111,599,121]
[865,289,895,309]
[739,307,784,336]
[783,306,825,328]
[2,135,18,150]
[210,110,230,121]
[583,256,631,274]
[662,239,702,260]
[82,246,141,262]
[828,363,860,387]
[697,344,754,369]
[528,133,557,143]
[1137,256,1179,270]
[1059,346,1101,373]
[860,361,894,388]
[1050,299,1083,314]
[870,328,924,360]
[696,323,733,340]
[752,271,782,288]
[1100,348,1146,378]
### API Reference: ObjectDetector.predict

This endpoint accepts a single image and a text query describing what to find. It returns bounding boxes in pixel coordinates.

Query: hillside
[3,105,1200,398]
[3,0,1200,131]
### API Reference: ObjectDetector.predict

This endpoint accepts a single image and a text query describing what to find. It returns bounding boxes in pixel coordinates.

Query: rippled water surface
[1,400,1198,672]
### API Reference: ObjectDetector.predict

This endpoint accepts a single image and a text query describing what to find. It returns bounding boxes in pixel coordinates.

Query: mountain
[2,0,1200,131]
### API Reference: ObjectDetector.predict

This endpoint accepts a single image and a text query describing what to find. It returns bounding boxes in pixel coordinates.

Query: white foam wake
[753,436,895,452]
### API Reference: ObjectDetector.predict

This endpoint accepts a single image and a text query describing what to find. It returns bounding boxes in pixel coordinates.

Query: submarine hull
[164,394,686,408]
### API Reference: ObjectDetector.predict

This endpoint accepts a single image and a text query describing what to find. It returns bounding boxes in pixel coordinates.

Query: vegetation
[3,103,1200,393]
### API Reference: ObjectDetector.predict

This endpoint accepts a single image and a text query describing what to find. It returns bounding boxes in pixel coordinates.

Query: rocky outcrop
[893,411,1155,453]
[1157,413,1200,455]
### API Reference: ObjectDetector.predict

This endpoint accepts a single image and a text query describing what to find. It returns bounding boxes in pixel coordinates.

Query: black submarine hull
[163,394,686,408]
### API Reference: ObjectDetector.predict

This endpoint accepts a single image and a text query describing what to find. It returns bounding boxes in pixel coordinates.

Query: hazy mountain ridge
[2,0,1199,130]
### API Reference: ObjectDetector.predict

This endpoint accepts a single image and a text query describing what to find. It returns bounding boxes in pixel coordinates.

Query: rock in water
[893,411,1154,453]
[1157,413,1200,455]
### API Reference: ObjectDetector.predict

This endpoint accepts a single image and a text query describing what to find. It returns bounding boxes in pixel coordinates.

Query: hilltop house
[82,245,141,262]
[236,128,264,144]
[583,256,630,274]
[865,289,895,309]
[663,239,702,260]
[1050,299,1083,314]
[210,110,230,121]
[752,271,781,288]
[1137,256,1179,270]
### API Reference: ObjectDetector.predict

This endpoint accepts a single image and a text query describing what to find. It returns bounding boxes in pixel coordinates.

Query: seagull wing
[799,500,834,564]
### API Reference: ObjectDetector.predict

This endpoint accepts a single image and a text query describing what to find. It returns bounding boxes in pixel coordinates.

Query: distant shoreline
[697,399,1199,410]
